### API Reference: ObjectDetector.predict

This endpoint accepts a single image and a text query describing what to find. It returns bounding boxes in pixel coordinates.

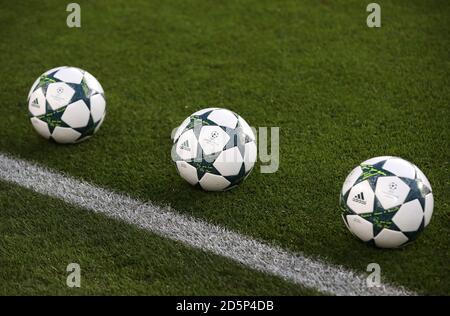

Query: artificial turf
[0,0,449,295]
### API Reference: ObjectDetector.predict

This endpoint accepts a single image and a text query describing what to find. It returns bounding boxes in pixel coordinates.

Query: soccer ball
[340,156,433,248]
[172,108,257,191]
[28,66,106,144]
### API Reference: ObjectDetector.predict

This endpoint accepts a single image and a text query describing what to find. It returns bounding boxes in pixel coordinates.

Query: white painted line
[0,153,414,295]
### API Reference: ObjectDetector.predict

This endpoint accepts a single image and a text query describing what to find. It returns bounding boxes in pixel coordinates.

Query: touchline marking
[0,153,414,296]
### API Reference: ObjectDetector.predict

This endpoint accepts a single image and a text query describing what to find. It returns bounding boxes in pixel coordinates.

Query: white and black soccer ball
[28,66,106,144]
[340,156,433,248]
[172,108,257,191]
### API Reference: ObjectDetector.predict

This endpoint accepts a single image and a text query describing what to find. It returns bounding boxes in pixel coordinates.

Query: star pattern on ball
[186,111,217,131]
[73,115,102,139]
[28,67,106,144]
[224,163,247,187]
[400,177,431,210]
[356,161,395,189]
[361,163,387,179]
[187,152,222,180]
[174,108,256,191]
[37,105,67,133]
[223,128,247,158]
[38,75,57,88]
[340,157,434,248]
[360,199,401,236]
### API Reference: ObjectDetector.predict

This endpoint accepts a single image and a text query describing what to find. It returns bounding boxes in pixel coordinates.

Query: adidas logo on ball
[352,192,367,205]
[31,98,40,108]
[180,140,190,151]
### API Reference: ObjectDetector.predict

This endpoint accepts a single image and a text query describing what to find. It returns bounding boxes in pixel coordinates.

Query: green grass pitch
[0,0,449,295]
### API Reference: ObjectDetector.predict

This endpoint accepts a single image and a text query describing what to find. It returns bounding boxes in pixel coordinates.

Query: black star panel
[356,161,395,190]
[224,163,246,188]
[67,82,88,104]
[37,105,68,134]
[222,128,247,158]
[74,115,102,141]
[30,71,61,101]
[400,177,430,210]
[187,152,222,180]
[359,196,401,236]
[186,114,217,139]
